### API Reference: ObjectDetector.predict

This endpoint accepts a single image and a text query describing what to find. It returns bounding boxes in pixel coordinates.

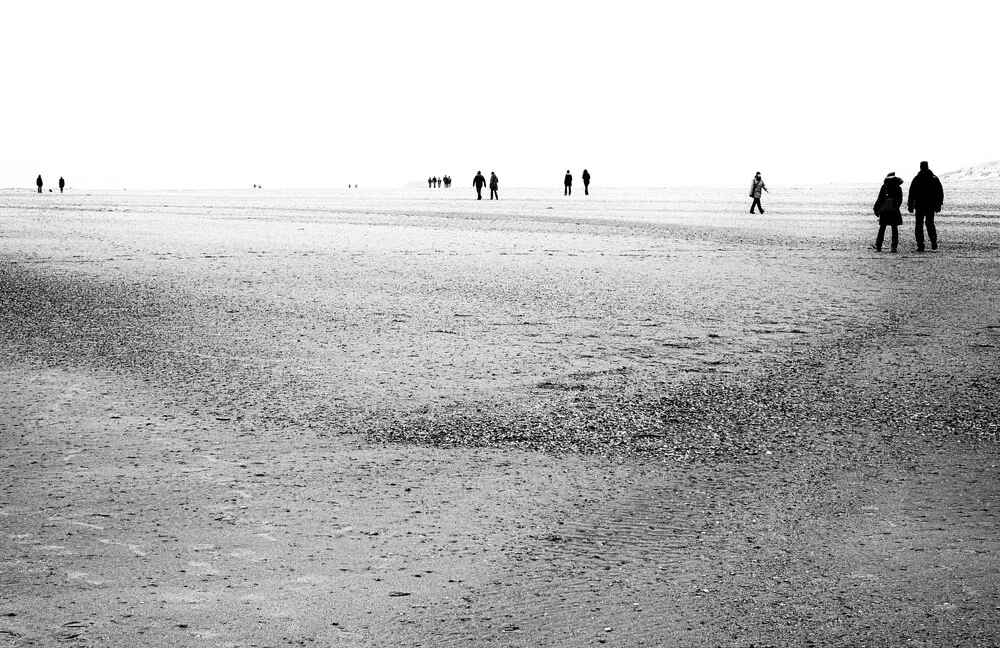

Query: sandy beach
[2,185,999,647]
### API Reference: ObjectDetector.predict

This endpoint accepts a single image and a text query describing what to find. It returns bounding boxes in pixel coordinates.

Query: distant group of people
[36,175,66,193]
[30,164,947,254]
[563,169,591,195]
[870,161,944,253]
[468,169,593,200]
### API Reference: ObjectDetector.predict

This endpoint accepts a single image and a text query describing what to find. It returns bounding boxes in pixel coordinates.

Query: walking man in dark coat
[36,175,43,193]
[749,172,768,214]
[564,170,572,195]
[473,171,487,200]
[59,177,65,193]
[582,169,591,195]
[907,161,944,251]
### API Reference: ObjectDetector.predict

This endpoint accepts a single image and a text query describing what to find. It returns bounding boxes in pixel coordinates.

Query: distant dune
[940,160,1000,183]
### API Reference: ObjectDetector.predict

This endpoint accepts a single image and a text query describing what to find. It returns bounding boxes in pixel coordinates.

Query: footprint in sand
[66,571,112,586]
[190,543,217,552]
[187,561,218,575]
[98,538,147,556]
[62,520,106,531]
[229,549,265,562]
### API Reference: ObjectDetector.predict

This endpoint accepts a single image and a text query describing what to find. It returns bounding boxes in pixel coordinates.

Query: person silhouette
[489,172,499,200]
[582,169,591,195]
[58,177,65,193]
[907,161,944,251]
[36,175,43,193]
[871,172,903,252]
[564,170,572,196]
[749,172,768,214]
[473,171,487,200]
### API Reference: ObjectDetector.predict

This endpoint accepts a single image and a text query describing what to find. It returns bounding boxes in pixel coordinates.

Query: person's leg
[926,213,937,249]
[585,184,589,195]
[914,211,926,249]
[875,225,886,250]
[890,225,898,251]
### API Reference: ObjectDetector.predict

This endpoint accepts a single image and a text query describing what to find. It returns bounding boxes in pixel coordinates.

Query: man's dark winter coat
[907,169,944,213]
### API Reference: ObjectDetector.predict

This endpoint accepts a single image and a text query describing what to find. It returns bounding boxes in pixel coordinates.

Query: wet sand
[2,186,999,646]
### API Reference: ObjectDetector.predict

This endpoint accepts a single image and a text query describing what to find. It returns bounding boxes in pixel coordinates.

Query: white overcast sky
[4,0,997,189]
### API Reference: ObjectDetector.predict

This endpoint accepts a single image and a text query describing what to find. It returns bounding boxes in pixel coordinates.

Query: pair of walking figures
[871,162,943,253]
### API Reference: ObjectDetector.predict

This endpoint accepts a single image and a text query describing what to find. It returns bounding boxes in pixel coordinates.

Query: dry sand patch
[2,187,1000,646]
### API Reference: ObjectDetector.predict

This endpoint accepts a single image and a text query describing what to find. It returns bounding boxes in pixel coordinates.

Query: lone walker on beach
[871,172,904,253]
[907,161,944,251]
[582,169,591,195]
[58,177,65,193]
[473,171,487,200]
[36,175,43,193]
[489,172,499,200]
[564,170,572,196]
[749,172,768,214]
